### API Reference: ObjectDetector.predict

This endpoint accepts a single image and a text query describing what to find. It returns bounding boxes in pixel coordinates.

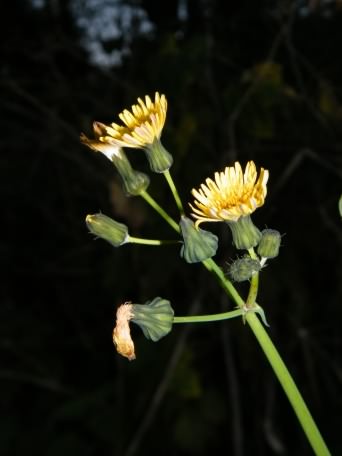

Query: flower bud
[179,216,218,263]
[111,151,150,196]
[144,139,173,173]
[227,215,261,250]
[86,213,128,247]
[229,257,261,282]
[131,297,174,341]
[257,229,281,259]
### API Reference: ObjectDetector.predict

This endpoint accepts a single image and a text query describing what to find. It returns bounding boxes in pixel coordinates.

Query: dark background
[2,1,342,455]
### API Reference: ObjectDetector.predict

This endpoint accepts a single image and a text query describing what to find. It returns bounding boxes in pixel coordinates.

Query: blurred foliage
[1,0,342,455]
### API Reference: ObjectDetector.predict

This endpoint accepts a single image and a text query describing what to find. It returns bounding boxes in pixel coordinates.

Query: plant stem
[173,309,244,323]
[246,312,331,456]
[128,236,179,246]
[139,190,330,454]
[163,169,184,214]
[140,191,180,232]
[202,258,245,308]
[246,247,259,308]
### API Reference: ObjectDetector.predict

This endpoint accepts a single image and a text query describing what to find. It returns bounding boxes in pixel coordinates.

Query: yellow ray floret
[190,161,269,227]
[101,92,167,149]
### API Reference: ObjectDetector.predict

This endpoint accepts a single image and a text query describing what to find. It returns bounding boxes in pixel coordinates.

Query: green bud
[229,257,261,282]
[86,213,128,247]
[131,297,174,341]
[179,216,218,263]
[257,229,281,259]
[227,215,261,250]
[144,139,173,173]
[111,150,150,196]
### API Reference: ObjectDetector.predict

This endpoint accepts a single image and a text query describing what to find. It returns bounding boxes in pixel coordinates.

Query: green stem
[163,169,184,214]
[246,247,259,308]
[246,312,331,456]
[128,236,179,246]
[202,258,245,308]
[140,191,180,233]
[139,187,330,454]
[173,309,244,323]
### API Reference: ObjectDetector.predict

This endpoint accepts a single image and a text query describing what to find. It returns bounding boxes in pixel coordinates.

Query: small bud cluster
[228,229,281,282]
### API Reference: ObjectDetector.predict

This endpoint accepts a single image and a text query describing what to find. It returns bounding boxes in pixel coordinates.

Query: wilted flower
[113,302,136,361]
[81,124,150,196]
[190,161,269,227]
[113,298,174,361]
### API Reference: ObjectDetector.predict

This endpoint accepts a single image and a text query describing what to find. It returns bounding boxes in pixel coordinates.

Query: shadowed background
[2,1,342,455]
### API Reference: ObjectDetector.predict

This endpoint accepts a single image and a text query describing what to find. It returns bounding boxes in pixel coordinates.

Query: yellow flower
[81,92,172,173]
[190,161,269,228]
[80,121,122,160]
[103,92,167,148]
[81,122,150,195]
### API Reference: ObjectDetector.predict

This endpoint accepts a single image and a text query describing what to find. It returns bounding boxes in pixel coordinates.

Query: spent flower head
[81,122,150,195]
[112,298,174,361]
[113,302,136,361]
[190,161,269,228]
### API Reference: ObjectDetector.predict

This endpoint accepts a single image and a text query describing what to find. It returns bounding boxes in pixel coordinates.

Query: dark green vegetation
[2,1,342,455]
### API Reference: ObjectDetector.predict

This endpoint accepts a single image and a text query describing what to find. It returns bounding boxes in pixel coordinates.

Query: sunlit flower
[104,92,168,149]
[113,302,136,361]
[82,92,172,173]
[190,161,269,228]
[80,121,122,160]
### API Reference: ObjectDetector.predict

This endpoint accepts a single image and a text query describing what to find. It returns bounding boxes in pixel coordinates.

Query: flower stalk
[246,312,331,456]
[138,169,330,456]
[82,93,330,455]
[163,169,184,214]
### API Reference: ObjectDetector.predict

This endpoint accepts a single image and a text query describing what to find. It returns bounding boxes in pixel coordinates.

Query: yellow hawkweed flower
[104,92,167,149]
[82,92,172,173]
[190,161,269,228]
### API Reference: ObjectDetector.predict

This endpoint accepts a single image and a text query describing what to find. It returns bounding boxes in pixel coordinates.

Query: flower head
[81,122,150,195]
[112,298,174,361]
[82,92,172,173]
[113,302,136,361]
[103,92,167,149]
[80,121,122,161]
[190,161,269,228]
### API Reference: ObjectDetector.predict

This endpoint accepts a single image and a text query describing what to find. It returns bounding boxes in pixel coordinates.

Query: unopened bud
[229,257,261,282]
[257,229,281,259]
[179,216,218,263]
[86,213,128,247]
